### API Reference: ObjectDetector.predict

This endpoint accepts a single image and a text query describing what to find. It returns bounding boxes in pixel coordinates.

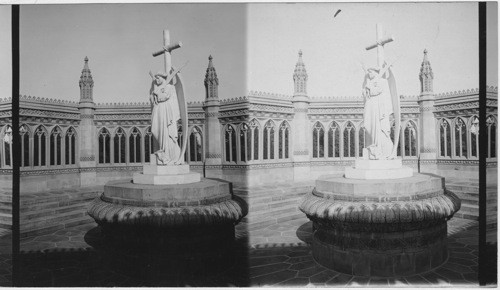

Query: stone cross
[152,30,183,74]
[365,24,394,67]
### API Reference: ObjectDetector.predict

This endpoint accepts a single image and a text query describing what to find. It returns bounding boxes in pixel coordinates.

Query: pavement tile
[296,265,327,278]
[387,278,409,286]
[288,260,317,271]
[250,269,297,286]
[403,274,432,286]
[449,247,474,253]
[441,261,474,274]
[275,277,310,286]
[448,257,478,266]
[325,273,352,286]
[286,249,311,257]
[248,255,289,267]
[309,270,339,283]
[248,247,292,257]
[462,272,478,283]
[287,255,314,264]
[368,277,389,286]
[421,271,452,285]
[450,253,478,260]
[249,262,291,278]
[34,235,69,242]
[434,266,465,281]
[349,276,370,286]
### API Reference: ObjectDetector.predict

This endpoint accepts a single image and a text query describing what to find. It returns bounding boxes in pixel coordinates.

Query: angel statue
[149,66,185,165]
[361,61,400,160]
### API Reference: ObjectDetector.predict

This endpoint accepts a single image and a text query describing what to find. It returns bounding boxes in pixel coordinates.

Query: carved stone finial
[205,54,219,100]
[79,56,94,101]
[293,49,308,96]
[419,49,433,94]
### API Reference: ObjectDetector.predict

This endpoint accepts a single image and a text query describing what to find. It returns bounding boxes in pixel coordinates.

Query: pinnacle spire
[419,49,433,94]
[79,56,94,102]
[205,55,218,100]
[293,50,308,96]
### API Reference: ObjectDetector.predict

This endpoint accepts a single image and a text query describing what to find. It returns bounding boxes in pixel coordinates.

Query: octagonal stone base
[300,173,461,277]
[312,221,448,277]
[345,159,413,180]
[88,177,248,279]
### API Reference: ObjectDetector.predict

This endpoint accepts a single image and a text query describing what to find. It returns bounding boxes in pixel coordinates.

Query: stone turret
[204,55,219,101]
[291,50,310,180]
[417,49,437,170]
[79,56,94,102]
[419,49,434,95]
[293,50,308,98]
[203,55,222,168]
[78,57,97,185]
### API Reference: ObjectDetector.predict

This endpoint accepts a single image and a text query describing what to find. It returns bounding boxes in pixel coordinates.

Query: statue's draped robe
[363,74,394,159]
[151,82,181,164]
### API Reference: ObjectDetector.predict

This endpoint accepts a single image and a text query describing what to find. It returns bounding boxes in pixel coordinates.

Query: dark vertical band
[11,4,20,287]
[478,1,488,286]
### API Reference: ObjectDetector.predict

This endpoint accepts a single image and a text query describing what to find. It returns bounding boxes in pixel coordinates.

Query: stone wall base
[312,221,449,277]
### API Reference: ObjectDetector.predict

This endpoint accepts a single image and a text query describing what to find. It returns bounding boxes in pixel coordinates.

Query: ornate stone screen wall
[2,52,497,191]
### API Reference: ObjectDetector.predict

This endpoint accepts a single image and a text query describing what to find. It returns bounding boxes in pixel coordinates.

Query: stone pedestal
[133,162,201,185]
[345,159,413,179]
[87,162,247,281]
[300,162,461,277]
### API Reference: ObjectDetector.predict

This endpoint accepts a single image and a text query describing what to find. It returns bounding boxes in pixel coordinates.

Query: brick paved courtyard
[0,214,490,286]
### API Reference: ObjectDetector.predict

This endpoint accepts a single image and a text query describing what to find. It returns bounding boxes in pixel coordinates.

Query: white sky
[0,6,11,99]
[0,3,496,103]
[247,2,480,98]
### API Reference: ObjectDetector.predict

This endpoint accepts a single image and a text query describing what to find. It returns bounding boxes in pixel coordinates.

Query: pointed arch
[469,116,479,158]
[144,126,153,163]
[98,127,111,164]
[33,125,48,167]
[326,121,340,158]
[487,115,497,158]
[404,120,418,157]
[263,120,276,160]
[113,127,126,164]
[189,125,203,162]
[129,127,142,163]
[358,122,367,158]
[249,119,261,161]
[279,120,290,159]
[237,123,249,163]
[439,118,452,157]
[343,121,355,157]
[64,127,77,165]
[224,124,237,162]
[50,126,63,166]
[312,121,325,158]
[453,117,467,158]
[390,121,402,157]
[19,124,31,167]
[0,125,13,168]
[177,121,187,162]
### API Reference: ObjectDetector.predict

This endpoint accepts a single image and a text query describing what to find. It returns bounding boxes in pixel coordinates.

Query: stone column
[203,55,222,176]
[418,50,438,173]
[291,50,311,181]
[78,57,97,186]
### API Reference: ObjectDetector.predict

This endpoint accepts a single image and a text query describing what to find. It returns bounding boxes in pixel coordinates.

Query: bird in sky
[334,9,341,18]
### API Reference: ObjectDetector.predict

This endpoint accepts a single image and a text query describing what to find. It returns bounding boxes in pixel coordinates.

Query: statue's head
[154,72,165,85]
[367,68,379,79]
